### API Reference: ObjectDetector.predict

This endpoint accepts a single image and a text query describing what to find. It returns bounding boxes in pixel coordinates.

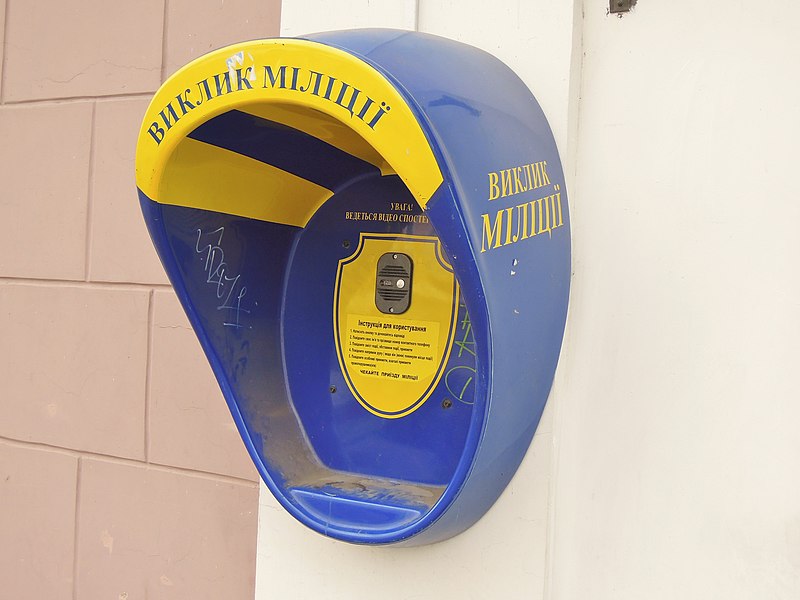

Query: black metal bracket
[610,0,636,14]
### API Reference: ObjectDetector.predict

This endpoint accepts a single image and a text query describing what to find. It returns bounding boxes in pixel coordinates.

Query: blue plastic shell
[136,29,570,546]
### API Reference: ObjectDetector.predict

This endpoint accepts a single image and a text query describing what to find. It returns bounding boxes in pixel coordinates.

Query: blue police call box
[135,29,570,545]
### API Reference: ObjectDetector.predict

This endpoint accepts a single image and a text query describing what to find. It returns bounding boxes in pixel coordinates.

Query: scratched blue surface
[138,29,570,545]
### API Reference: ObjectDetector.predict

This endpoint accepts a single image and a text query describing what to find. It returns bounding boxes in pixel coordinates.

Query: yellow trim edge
[135,38,443,215]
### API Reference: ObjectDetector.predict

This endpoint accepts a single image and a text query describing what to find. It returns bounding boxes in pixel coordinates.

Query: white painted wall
[551,1,800,598]
[257,1,800,598]
[278,0,418,38]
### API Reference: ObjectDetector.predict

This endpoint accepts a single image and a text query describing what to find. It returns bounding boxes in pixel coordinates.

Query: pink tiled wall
[0,1,281,598]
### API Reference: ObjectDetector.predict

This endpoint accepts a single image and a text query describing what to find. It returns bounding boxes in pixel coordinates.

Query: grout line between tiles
[144,289,155,464]
[0,0,9,104]
[0,435,258,487]
[1,91,155,107]
[0,276,172,291]
[72,456,82,600]
[160,0,170,82]
[83,101,97,282]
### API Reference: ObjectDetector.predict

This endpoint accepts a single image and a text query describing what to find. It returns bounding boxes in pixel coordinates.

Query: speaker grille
[375,254,412,314]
